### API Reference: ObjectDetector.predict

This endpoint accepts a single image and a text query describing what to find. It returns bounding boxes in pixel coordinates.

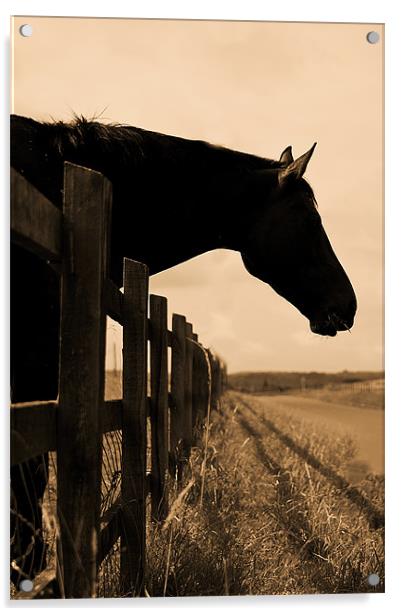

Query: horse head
[239,144,357,336]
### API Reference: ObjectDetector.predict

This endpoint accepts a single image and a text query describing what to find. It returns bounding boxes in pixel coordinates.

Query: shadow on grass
[238,397,384,531]
[238,414,381,594]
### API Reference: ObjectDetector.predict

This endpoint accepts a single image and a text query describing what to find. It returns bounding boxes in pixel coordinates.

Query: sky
[12,17,384,372]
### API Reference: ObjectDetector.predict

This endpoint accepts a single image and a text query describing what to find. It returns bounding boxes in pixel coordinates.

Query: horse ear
[278,142,317,186]
[279,146,294,165]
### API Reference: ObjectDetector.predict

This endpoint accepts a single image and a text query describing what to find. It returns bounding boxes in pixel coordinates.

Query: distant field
[296,380,384,410]
[228,371,384,401]
[105,370,122,399]
[106,372,385,410]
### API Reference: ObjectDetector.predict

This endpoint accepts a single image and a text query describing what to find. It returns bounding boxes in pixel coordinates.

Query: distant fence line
[11,163,226,598]
[325,379,384,393]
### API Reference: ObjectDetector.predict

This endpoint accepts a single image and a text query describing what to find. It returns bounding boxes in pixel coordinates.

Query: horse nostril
[327,304,355,331]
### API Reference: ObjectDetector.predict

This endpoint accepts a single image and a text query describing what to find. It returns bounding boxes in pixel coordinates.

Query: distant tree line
[227,371,384,394]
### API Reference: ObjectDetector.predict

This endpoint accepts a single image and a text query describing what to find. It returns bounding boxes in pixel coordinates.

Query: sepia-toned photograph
[10,17,384,599]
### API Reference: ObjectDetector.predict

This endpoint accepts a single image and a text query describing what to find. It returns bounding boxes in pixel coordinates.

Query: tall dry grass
[145,392,384,596]
[14,387,383,598]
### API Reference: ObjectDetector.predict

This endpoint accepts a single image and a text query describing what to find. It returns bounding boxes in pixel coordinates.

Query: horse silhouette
[10,114,357,584]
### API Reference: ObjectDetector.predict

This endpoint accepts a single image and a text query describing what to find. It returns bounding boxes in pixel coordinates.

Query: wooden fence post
[191,333,202,432]
[198,345,211,423]
[57,163,112,598]
[215,358,222,403]
[120,259,148,596]
[149,294,169,522]
[184,322,194,457]
[207,350,216,410]
[221,361,227,393]
[170,314,186,478]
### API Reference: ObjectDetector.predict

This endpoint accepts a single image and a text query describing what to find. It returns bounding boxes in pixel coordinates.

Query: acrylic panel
[10,17,384,599]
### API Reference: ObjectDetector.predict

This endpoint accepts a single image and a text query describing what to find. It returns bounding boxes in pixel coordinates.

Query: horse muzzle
[310,311,355,337]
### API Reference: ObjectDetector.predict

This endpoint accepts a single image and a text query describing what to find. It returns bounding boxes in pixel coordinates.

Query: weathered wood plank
[103,399,123,433]
[184,322,194,457]
[170,314,186,478]
[10,401,57,466]
[120,258,148,596]
[11,168,62,262]
[149,294,169,522]
[10,399,122,466]
[211,356,222,409]
[198,345,211,422]
[208,349,220,411]
[220,360,227,393]
[57,163,112,598]
[191,337,204,432]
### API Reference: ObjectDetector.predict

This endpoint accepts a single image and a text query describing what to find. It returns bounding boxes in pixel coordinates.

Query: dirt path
[248,394,384,477]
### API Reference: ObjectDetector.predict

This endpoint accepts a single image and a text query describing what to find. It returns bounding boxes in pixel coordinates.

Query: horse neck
[12,116,274,278]
[116,171,235,278]
[113,143,266,277]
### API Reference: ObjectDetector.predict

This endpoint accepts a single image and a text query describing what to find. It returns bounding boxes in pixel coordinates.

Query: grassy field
[16,378,383,597]
[296,382,384,410]
[145,391,384,596]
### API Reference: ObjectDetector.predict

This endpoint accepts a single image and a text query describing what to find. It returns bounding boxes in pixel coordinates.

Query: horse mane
[32,114,282,175]
[12,113,319,213]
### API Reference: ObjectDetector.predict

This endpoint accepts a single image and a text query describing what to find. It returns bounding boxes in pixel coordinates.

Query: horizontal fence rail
[11,168,63,262]
[10,164,227,599]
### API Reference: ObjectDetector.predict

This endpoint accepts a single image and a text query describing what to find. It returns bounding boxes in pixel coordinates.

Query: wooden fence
[10,162,226,599]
